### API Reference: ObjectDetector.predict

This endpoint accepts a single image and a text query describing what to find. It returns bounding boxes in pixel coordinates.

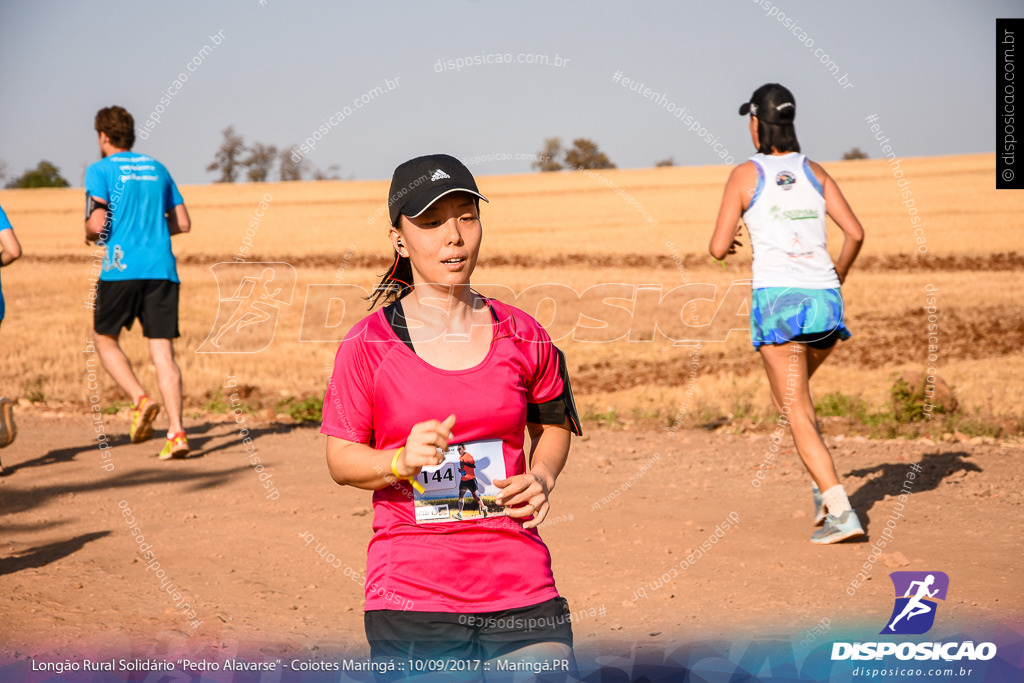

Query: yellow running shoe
[158,432,189,460]
[130,396,160,444]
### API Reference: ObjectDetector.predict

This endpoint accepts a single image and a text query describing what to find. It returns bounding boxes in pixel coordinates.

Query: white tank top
[742,152,840,289]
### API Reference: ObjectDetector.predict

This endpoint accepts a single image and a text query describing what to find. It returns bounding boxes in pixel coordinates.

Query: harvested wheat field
[0,154,1022,679]
[1,153,1021,431]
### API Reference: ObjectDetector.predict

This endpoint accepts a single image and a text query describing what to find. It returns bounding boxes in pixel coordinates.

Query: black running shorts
[94,279,180,339]
[365,596,573,664]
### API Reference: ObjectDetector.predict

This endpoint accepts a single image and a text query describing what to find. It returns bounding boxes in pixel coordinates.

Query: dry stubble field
[0,152,1020,435]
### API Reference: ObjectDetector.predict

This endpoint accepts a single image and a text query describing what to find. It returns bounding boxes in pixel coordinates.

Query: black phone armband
[525,347,582,436]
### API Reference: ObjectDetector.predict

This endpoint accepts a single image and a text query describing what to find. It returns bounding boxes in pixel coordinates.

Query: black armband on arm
[525,347,583,436]
[86,193,109,220]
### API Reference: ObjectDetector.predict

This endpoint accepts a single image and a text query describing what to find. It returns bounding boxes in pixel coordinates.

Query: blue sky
[0,1,1013,185]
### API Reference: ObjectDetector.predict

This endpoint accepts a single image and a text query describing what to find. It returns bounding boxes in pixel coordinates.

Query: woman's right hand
[726,222,744,255]
[395,414,457,478]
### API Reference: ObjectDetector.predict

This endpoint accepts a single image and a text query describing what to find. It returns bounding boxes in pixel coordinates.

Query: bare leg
[758,343,839,490]
[95,333,146,406]
[149,338,184,435]
[762,343,832,413]
[806,344,835,380]
[473,491,487,516]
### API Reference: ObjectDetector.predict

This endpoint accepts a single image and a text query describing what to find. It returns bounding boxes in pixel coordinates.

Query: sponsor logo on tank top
[769,205,820,222]
[776,170,797,189]
[787,232,813,259]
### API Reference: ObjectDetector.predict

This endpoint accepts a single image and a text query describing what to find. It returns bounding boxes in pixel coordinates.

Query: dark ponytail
[367,251,413,309]
[757,119,800,155]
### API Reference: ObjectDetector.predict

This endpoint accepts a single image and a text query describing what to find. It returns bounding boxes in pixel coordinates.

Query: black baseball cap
[738,83,796,125]
[387,154,488,226]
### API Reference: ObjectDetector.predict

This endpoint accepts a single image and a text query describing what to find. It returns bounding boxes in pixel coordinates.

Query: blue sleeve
[165,169,184,209]
[85,163,109,202]
[803,157,825,197]
[0,204,11,232]
[747,160,765,211]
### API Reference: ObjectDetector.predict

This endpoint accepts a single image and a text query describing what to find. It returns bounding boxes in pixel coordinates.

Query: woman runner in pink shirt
[322,154,581,676]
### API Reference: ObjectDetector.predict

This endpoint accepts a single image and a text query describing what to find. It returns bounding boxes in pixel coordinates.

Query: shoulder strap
[383,301,416,352]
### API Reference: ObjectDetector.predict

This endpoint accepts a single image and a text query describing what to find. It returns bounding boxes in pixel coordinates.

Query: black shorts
[365,597,573,664]
[95,279,179,339]
[459,478,478,494]
[791,328,843,350]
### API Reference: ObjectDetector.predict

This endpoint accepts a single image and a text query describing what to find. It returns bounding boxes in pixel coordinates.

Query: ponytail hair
[756,118,800,155]
[367,251,413,309]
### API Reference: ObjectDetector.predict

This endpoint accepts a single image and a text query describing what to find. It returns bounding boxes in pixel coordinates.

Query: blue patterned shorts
[750,287,851,349]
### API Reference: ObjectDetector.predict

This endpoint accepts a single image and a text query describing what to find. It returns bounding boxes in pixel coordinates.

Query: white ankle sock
[821,484,852,515]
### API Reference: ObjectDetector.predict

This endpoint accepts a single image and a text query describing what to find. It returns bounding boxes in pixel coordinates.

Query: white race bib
[413,438,507,524]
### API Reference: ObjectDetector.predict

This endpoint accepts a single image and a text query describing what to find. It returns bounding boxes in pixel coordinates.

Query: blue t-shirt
[0,204,11,320]
[85,152,184,282]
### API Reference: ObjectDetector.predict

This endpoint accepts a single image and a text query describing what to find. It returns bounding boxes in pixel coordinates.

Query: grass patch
[203,390,233,414]
[891,377,929,423]
[23,376,45,403]
[582,407,623,429]
[101,400,131,415]
[204,388,259,415]
[815,391,869,420]
[944,412,1007,439]
[276,393,324,423]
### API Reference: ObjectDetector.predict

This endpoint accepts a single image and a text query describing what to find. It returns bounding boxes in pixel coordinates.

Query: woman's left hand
[494,472,551,529]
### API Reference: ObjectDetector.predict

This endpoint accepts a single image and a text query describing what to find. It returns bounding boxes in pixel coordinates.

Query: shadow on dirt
[0,531,111,577]
[2,422,298,473]
[846,450,980,530]
[0,422,304,525]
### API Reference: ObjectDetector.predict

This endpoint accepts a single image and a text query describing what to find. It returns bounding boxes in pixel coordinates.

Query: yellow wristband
[391,447,424,494]
[391,448,404,479]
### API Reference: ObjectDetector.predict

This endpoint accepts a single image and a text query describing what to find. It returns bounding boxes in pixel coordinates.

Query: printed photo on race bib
[413,439,506,524]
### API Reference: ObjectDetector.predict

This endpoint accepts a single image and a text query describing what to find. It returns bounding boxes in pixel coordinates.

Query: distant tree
[842,147,869,160]
[565,138,616,170]
[279,146,306,181]
[655,157,675,167]
[532,138,564,172]
[311,163,341,181]
[0,160,7,185]
[5,160,70,188]
[243,142,278,182]
[206,126,246,183]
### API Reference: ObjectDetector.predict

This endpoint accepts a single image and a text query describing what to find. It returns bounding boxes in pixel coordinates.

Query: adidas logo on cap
[430,169,451,181]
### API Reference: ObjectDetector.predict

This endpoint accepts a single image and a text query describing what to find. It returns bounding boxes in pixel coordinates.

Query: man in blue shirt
[0,204,23,466]
[85,106,192,460]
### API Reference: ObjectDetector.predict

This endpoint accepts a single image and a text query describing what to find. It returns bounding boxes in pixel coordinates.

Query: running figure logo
[881,571,950,635]
[197,262,296,353]
[105,244,128,272]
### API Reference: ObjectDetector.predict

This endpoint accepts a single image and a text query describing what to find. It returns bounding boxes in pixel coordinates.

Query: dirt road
[1,413,1021,678]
